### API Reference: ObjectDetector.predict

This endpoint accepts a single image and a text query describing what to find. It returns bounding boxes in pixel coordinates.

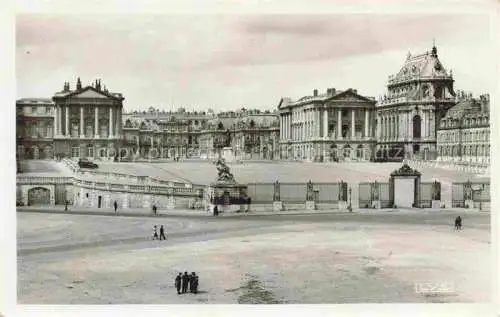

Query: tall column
[109,107,114,138]
[351,109,355,139]
[421,111,426,138]
[316,110,321,137]
[80,106,85,138]
[408,112,412,139]
[65,106,69,137]
[364,109,369,138]
[94,106,100,138]
[286,115,289,139]
[337,109,342,139]
[323,109,328,139]
[377,114,381,139]
[280,116,283,139]
[53,105,59,137]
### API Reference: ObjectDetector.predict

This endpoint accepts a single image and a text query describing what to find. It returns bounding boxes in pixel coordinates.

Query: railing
[16,176,73,184]
[17,176,204,198]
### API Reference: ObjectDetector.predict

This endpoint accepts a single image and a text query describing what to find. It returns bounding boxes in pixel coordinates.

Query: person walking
[113,200,118,214]
[159,224,166,240]
[64,200,68,212]
[181,272,190,293]
[174,273,182,295]
[213,205,219,217]
[153,225,159,240]
[152,204,157,216]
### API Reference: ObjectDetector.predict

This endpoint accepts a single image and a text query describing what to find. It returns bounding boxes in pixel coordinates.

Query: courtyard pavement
[17,211,491,304]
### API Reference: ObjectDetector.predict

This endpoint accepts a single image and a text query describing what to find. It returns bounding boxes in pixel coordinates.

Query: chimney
[331,88,336,95]
[313,89,318,97]
[76,77,82,90]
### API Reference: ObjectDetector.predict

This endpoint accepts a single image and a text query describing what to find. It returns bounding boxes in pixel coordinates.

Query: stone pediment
[326,90,373,103]
[73,89,110,99]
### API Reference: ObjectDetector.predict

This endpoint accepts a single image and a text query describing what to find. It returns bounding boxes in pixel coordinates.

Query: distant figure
[113,200,118,214]
[213,205,219,217]
[175,273,182,294]
[190,272,199,294]
[153,225,159,240]
[64,200,68,212]
[159,224,166,240]
[455,216,462,231]
[182,272,190,293]
[152,204,157,216]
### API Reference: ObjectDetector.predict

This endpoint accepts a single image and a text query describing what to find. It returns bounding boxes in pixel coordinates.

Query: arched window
[413,115,421,138]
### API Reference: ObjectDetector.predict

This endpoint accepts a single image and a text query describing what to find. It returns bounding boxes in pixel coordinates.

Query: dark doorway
[98,195,102,208]
[413,144,420,154]
[342,125,348,138]
[413,115,421,139]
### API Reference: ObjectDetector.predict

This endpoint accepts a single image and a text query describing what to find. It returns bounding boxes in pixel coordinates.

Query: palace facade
[16,98,55,160]
[376,45,456,160]
[278,88,377,161]
[436,93,490,164]
[17,44,491,166]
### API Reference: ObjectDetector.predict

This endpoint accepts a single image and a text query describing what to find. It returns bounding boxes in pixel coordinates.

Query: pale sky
[16,14,495,112]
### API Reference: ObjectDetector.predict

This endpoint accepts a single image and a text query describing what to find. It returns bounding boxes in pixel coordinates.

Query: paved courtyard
[93,160,487,184]
[18,211,491,304]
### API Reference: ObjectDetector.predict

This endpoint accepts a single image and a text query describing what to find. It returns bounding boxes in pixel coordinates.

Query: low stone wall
[74,187,204,210]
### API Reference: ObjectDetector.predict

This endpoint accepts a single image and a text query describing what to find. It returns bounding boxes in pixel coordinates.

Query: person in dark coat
[113,200,118,214]
[455,216,462,231]
[153,225,159,240]
[190,272,199,294]
[181,272,190,293]
[152,204,157,216]
[213,205,218,217]
[159,224,166,240]
[174,273,182,294]
[65,200,68,212]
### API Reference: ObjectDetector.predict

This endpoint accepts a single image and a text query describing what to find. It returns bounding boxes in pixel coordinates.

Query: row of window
[438,129,490,142]
[440,116,489,128]
[438,144,490,156]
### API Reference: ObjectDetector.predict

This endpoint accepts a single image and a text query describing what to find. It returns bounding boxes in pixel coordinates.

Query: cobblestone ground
[17,212,491,304]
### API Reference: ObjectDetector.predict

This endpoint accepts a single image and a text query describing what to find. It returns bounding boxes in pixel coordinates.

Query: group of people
[153,225,167,240]
[175,272,199,294]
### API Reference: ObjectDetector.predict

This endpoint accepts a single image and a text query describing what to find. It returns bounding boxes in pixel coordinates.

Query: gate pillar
[389,164,421,208]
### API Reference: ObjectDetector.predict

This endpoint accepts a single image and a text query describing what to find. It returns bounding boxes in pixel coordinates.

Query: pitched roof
[389,47,451,84]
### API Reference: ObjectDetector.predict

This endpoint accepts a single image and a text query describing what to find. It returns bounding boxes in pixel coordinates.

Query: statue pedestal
[273,201,283,211]
[222,147,235,163]
[465,200,475,209]
[431,200,441,209]
[371,200,381,209]
[305,201,316,210]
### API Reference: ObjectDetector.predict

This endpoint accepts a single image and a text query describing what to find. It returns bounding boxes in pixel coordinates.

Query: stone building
[122,107,214,159]
[376,45,456,160]
[51,78,124,159]
[16,98,55,159]
[436,93,490,164]
[199,109,280,160]
[278,88,377,162]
